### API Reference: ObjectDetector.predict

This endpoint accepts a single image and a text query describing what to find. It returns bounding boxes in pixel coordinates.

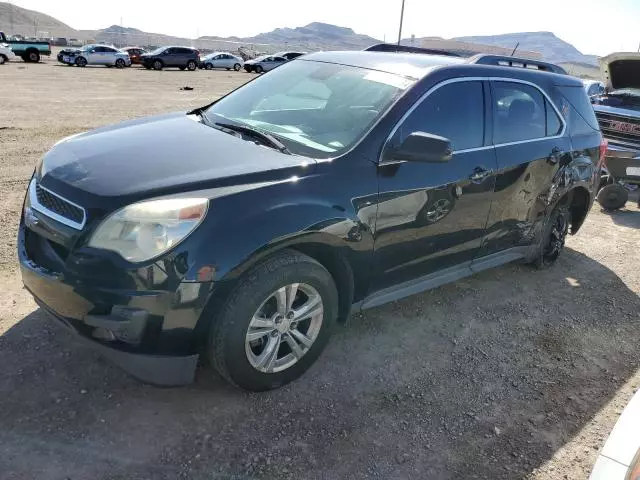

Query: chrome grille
[30,180,86,229]
[595,111,640,149]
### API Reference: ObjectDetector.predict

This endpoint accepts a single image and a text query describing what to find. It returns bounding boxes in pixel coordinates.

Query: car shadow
[600,202,640,228]
[1,247,639,479]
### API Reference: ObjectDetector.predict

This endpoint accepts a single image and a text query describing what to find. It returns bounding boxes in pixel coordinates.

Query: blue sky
[10,0,640,56]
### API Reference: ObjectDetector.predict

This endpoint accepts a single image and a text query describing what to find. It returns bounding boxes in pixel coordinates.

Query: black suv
[141,46,200,71]
[19,51,603,391]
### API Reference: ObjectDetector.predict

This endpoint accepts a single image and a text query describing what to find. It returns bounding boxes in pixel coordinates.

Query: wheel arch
[556,185,591,234]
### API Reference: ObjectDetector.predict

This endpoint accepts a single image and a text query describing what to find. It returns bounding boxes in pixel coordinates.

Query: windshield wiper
[214,122,291,155]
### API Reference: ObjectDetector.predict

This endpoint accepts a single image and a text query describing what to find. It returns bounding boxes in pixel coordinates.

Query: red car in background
[122,47,146,65]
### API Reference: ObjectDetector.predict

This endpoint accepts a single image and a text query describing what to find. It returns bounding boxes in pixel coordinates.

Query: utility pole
[397,0,405,45]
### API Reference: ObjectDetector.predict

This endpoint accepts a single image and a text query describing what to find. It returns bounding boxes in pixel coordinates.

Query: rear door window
[492,81,548,144]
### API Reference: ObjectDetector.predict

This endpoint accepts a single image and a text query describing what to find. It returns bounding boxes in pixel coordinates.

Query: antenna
[397,0,406,45]
[511,42,519,56]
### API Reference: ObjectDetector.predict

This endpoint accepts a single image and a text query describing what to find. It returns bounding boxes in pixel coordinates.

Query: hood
[38,112,314,204]
[601,52,640,91]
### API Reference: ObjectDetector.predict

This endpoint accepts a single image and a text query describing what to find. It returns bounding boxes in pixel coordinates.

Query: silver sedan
[64,45,132,68]
[244,55,286,73]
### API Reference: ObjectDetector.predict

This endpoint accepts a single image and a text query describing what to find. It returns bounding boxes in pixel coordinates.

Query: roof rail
[364,43,460,57]
[467,54,567,75]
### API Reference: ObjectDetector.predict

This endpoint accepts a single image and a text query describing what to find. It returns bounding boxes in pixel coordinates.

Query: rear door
[370,79,498,293]
[480,79,570,255]
[164,48,177,66]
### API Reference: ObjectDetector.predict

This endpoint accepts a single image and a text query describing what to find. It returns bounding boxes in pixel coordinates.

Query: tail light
[598,138,608,168]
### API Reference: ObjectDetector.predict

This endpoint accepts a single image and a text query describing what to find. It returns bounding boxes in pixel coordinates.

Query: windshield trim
[202,59,417,162]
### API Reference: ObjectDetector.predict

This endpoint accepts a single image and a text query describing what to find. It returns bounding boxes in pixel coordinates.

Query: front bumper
[18,218,209,386]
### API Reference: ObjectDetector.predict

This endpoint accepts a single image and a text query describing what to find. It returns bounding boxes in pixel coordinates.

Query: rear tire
[207,249,338,391]
[597,183,629,210]
[187,60,197,71]
[25,49,40,63]
[534,204,571,269]
[233,63,241,71]
[254,65,263,74]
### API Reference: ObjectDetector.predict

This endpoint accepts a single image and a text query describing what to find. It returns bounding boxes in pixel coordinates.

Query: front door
[370,79,498,293]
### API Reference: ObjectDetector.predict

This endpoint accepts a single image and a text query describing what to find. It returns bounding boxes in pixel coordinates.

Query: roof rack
[364,43,460,57]
[467,54,567,75]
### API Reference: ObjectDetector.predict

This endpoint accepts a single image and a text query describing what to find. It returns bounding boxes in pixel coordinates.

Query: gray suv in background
[141,46,200,71]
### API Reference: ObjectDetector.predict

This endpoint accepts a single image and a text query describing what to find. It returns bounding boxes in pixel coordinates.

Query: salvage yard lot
[1,58,640,480]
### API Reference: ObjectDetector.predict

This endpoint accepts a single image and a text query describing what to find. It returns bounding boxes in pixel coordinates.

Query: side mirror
[385,132,453,163]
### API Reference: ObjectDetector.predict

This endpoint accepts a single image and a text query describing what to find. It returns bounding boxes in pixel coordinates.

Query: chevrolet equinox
[19,51,604,391]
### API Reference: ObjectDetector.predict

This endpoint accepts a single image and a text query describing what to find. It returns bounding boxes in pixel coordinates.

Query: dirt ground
[1,55,640,480]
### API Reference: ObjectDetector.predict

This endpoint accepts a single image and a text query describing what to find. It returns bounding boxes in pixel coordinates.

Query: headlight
[88,198,208,262]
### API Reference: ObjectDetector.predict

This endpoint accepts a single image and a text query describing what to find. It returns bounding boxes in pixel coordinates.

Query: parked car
[51,37,68,47]
[0,31,50,62]
[273,51,306,61]
[57,47,81,63]
[244,54,287,73]
[141,46,200,71]
[19,51,603,391]
[590,389,640,479]
[590,53,640,209]
[122,46,146,65]
[200,52,243,71]
[583,79,605,97]
[63,45,131,68]
[0,43,16,64]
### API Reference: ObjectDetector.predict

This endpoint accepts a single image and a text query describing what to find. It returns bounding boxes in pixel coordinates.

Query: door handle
[548,147,562,165]
[469,166,491,183]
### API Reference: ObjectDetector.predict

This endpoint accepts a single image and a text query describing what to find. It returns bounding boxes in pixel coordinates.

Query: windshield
[205,60,413,158]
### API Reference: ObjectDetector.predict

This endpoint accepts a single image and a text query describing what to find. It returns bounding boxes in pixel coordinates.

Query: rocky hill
[0,2,599,65]
[0,1,75,37]
[454,31,598,66]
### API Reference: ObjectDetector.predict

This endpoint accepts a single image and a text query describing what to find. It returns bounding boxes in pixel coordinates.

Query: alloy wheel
[245,283,323,373]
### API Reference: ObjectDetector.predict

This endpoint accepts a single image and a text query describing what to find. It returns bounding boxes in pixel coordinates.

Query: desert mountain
[0,2,598,65]
[454,31,598,66]
[0,1,74,37]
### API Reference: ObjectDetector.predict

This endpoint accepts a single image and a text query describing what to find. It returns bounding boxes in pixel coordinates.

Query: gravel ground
[1,56,640,480]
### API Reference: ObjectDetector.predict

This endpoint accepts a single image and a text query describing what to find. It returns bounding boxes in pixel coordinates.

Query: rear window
[556,85,600,133]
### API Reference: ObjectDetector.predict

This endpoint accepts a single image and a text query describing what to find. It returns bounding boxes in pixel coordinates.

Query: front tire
[75,56,87,67]
[233,63,241,71]
[115,58,126,68]
[205,63,213,70]
[207,250,338,391]
[153,60,163,71]
[254,65,263,74]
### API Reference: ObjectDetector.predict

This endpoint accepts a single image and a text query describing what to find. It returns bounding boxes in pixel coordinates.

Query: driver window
[397,81,485,151]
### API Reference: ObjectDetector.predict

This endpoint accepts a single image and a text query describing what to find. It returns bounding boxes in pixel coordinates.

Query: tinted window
[556,85,600,133]
[274,57,286,62]
[93,46,106,53]
[493,81,546,144]
[545,98,562,136]
[103,47,117,53]
[399,81,485,151]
